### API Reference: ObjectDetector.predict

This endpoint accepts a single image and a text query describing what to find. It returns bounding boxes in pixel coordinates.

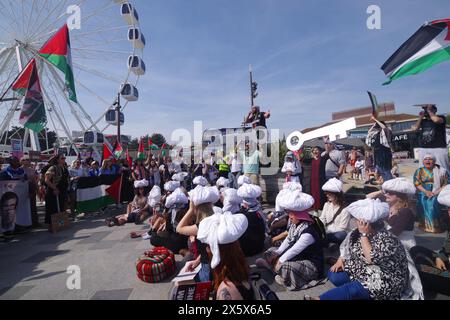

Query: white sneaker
[142,233,151,240]
[275,275,285,286]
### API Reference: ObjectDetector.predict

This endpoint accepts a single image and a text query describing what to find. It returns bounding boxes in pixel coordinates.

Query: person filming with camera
[412,104,448,172]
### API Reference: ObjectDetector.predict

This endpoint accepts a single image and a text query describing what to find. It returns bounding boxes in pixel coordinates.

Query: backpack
[39,164,53,186]
[311,216,327,243]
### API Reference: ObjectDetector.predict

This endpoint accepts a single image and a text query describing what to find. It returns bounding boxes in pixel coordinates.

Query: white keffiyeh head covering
[281,161,295,173]
[164,180,180,192]
[147,186,161,207]
[222,188,243,214]
[276,189,314,212]
[382,178,416,195]
[134,179,149,189]
[172,172,188,182]
[165,188,189,208]
[437,185,450,207]
[282,181,303,192]
[216,177,230,189]
[192,176,208,186]
[197,211,248,269]
[346,198,389,223]
[237,175,251,187]
[188,185,220,206]
[322,178,343,193]
[237,183,262,208]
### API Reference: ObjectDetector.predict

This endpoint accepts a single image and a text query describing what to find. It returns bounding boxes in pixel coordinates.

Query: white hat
[382,178,416,195]
[159,165,165,171]
[322,178,343,193]
[437,185,450,207]
[197,211,248,269]
[193,176,208,186]
[276,189,314,212]
[134,179,149,189]
[216,177,230,188]
[172,172,188,182]
[282,182,303,192]
[213,206,223,215]
[281,162,295,173]
[237,183,261,199]
[164,180,180,192]
[188,185,220,206]
[237,175,251,187]
[346,198,389,223]
[165,188,189,208]
[148,186,161,207]
[222,188,243,214]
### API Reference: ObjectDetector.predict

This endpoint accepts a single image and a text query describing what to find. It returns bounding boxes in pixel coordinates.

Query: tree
[150,133,166,148]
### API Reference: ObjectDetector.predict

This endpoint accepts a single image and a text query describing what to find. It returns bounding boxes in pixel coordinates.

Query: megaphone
[286,117,357,151]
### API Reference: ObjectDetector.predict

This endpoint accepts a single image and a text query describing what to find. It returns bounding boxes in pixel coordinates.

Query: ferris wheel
[0,0,146,158]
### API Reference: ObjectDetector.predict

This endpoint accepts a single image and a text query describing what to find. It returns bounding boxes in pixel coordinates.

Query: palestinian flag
[76,175,121,212]
[39,24,78,102]
[382,19,450,85]
[103,143,114,160]
[114,140,123,159]
[148,138,159,150]
[12,59,47,132]
[137,138,145,160]
[126,148,133,167]
[367,91,379,117]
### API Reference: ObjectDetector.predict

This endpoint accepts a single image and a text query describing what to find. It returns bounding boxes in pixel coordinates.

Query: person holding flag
[366,92,394,183]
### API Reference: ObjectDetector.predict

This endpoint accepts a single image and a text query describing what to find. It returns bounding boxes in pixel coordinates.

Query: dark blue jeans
[320,270,371,300]
[326,231,347,245]
[194,263,212,283]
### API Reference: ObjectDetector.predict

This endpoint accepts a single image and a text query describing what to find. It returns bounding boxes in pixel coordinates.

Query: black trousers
[410,245,450,296]
[150,231,188,254]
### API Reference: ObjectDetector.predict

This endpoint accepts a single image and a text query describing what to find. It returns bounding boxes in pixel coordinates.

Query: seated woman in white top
[320,178,350,245]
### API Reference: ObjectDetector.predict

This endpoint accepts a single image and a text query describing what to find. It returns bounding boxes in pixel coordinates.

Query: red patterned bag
[136,247,176,283]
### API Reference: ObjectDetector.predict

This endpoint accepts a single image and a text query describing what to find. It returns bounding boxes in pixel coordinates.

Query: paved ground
[0,159,448,300]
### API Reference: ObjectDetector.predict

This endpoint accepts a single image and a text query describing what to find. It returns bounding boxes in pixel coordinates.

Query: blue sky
[69,1,450,141]
[117,0,450,142]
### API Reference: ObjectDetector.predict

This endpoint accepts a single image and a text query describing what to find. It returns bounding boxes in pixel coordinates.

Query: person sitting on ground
[150,187,189,255]
[281,151,302,183]
[266,182,304,248]
[107,180,149,227]
[320,178,350,246]
[197,211,254,300]
[221,188,242,214]
[368,178,417,250]
[307,199,409,300]
[237,183,266,257]
[410,185,450,296]
[216,177,230,193]
[177,185,220,283]
[256,189,324,291]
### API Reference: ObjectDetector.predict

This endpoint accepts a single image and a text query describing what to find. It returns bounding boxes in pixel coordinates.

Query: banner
[76,175,120,213]
[0,180,31,232]
[11,139,24,159]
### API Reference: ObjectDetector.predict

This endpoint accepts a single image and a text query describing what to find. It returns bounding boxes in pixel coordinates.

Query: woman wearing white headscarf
[410,185,450,296]
[106,179,150,227]
[413,154,449,233]
[320,178,350,245]
[221,188,242,214]
[197,212,254,300]
[176,185,220,282]
[307,199,410,300]
[150,188,189,254]
[237,183,266,257]
[378,178,417,250]
[281,151,302,183]
[256,189,324,291]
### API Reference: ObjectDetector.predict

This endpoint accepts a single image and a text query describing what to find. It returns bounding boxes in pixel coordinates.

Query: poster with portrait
[0,180,31,233]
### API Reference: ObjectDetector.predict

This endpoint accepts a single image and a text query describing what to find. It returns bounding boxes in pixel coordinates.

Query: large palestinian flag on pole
[382,19,450,85]
[39,24,78,103]
[76,175,121,212]
[12,59,47,132]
